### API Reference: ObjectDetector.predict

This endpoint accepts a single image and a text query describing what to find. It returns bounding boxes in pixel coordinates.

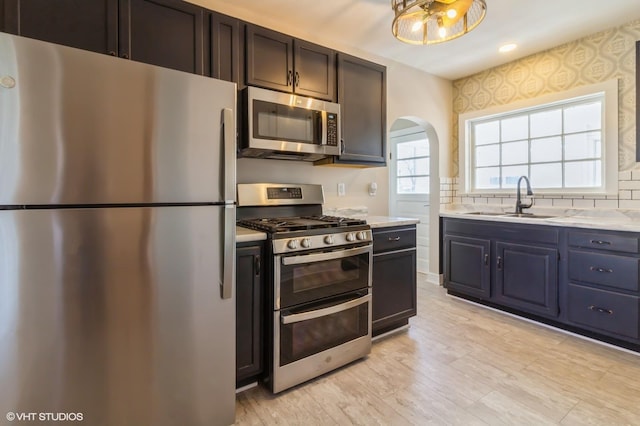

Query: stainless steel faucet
[515,176,533,214]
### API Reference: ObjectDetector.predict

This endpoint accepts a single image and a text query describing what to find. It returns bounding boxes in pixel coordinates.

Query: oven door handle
[281,293,371,325]
[281,245,372,266]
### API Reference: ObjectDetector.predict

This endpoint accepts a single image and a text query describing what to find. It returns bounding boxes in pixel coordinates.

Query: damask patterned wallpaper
[452,18,640,179]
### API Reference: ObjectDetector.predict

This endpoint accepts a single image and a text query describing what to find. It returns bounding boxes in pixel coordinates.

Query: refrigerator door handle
[221,107,236,300]
[222,107,236,204]
[221,204,236,300]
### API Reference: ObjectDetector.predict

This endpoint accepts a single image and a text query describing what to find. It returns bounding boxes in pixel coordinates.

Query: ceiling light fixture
[392,0,487,45]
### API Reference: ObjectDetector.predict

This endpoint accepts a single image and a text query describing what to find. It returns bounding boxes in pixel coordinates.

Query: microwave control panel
[326,113,338,146]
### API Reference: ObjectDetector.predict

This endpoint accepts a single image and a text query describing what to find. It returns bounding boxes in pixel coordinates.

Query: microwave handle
[281,293,370,324]
[317,111,325,146]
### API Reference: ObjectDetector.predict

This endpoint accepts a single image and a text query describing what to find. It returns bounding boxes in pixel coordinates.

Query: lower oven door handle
[282,245,372,266]
[281,294,371,325]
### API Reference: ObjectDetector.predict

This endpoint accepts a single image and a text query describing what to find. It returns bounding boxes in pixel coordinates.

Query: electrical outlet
[337,183,346,197]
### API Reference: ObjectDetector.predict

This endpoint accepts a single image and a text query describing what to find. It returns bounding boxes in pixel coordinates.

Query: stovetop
[238,215,367,234]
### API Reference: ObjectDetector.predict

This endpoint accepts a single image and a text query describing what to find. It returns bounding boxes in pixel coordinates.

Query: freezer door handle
[221,204,236,300]
[222,107,236,204]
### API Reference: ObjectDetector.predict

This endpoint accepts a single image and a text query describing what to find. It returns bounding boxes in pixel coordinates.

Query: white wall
[188,0,452,216]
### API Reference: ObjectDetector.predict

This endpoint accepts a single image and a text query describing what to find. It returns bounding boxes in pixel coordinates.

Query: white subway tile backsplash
[619,190,632,200]
[632,170,640,181]
[619,180,640,190]
[633,190,640,200]
[619,200,640,209]
[533,198,553,207]
[573,199,595,208]
[552,199,574,207]
[619,171,632,180]
[595,199,619,208]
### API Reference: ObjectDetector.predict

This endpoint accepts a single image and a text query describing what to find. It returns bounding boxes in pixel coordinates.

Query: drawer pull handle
[590,240,611,246]
[388,237,401,241]
[589,266,613,273]
[497,256,503,271]
[588,305,613,315]
[484,253,489,266]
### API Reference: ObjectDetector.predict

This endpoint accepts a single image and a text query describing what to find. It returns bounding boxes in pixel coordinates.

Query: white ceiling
[191,0,640,80]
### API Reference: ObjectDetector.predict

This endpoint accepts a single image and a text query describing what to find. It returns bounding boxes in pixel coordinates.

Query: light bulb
[411,20,424,32]
[438,26,447,38]
[446,9,457,19]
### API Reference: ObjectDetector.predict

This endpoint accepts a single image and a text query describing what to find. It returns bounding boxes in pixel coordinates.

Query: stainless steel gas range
[237,183,372,393]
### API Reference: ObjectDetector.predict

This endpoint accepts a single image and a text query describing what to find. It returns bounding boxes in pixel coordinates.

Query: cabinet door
[1,0,118,54]
[120,0,206,74]
[444,235,491,299]
[210,12,240,84]
[495,242,559,318]
[245,24,293,92]
[236,245,263,385]
[335,53,386,165]
[293,40,336,101]
[372,249,417,335]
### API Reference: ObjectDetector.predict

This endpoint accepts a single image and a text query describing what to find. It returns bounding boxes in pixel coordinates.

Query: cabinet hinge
[255,255,261,277]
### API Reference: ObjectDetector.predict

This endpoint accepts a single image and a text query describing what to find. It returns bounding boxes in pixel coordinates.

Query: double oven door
[271,243,372,393]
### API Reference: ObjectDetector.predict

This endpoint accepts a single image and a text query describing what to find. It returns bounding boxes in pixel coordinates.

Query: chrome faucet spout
[515,176,534,214]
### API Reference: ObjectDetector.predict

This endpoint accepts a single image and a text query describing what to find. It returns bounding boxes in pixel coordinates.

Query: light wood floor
[235,275,640,425]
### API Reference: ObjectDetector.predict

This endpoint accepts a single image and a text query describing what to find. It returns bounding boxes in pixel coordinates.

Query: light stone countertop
[440,204,640,233]
[366,216,420,229]
[236,226,267,243]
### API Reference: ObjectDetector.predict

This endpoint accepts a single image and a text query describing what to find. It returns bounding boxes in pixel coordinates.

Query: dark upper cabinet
[1,0,207,75]
[245,24,336,101]
[210,12,241,85]
[121,0,206,74]
[1,0,118,54]
[316,53,386,166]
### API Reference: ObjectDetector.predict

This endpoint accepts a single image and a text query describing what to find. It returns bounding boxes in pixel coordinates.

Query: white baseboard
[426,272,443,286]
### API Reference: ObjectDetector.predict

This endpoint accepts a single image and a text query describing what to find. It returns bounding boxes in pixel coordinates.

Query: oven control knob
[287,239,299,250]
[301,238,312,248]
[346,232,356,242]
[324,235,334,245]
[356,231,367,241]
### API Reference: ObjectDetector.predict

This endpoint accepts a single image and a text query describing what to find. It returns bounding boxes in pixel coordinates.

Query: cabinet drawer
[373,227,416,254]
[568,251,639,292]
[567,284,639,340]
[569,231,639,254]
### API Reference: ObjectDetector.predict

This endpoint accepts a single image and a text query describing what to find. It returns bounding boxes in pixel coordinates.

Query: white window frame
[390,128,430,201]
[459,79,618,196]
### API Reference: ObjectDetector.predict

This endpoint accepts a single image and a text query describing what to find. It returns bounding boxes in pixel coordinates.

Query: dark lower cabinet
[372,225,417,336]
[443,217,640,350]
[236,243,263,387]
[443,235,491,299]
[1,0,208,75]
[495,242,558,318]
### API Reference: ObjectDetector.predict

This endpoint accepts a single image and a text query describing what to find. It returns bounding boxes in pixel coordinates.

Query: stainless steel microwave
[240,86,341,161]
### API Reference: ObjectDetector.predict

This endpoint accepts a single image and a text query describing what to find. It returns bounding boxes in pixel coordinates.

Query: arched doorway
[389,117,440,284]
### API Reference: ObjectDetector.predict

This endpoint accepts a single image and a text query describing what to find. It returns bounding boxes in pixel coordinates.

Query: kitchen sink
[466,211,508,216]
[502,213,557,219]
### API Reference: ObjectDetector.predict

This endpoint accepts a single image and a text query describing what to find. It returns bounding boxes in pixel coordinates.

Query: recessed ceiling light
[499,43,517,53]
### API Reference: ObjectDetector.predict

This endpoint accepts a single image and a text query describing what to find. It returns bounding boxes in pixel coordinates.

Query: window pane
[501,116,528,142]
[397,158,429,177]
[565,160,601,188]
[501,141,528,165]
[531,137,562,163]
[564,102,601,133]
[397,177,429,194]
[397,139,429,159]
[502,165,528,188]
[530,163,562,188]
[475,144,500,167]
[475,121,499,145]
[475,167,500,189]
[565,132,601,160]
[530,109,561,138]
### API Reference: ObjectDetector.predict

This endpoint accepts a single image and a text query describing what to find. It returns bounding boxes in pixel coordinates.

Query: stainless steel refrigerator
[0,33,237,425]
